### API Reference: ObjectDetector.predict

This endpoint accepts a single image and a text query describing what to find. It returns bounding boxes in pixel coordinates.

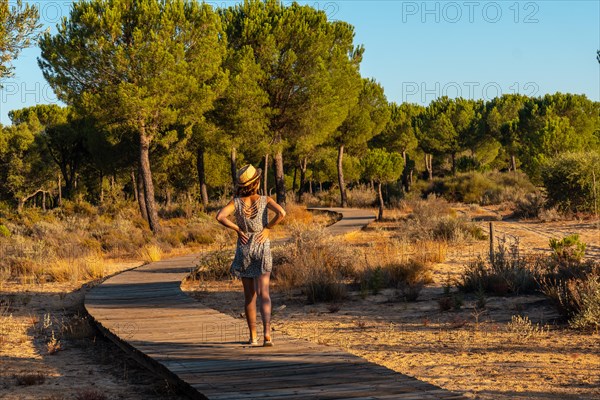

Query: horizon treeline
[1,0,599,231]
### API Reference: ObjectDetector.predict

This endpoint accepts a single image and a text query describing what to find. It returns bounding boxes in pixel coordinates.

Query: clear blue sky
[1,0,599,125]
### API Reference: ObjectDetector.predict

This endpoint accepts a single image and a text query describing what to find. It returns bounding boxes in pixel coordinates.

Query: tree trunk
[426,154,433,180]
[57,164,74,200]
[309,180,313,194]
[263,154,269,196]
[230,146,237,188]
[57,173,62,206]
[511,154,517,172]
[298,157,308,200]
[337,144,347,207]
[99,172,104,204]
[131,168,138,202]
[292,166,297,195]
[110,175,115,200]
[274,150,286,206]
[196,146,209,209]
[136,163,148,222]
[139,128,160,231]
[451,153,456,175]
[18,189,43,213]
[42,191,46,212]
[377,182,384,221]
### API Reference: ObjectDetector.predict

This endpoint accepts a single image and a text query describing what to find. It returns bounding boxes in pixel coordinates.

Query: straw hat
[236,164,262,187]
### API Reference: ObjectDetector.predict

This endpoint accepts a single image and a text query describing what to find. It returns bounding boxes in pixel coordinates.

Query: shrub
[535,236,599,326]
[361,266,385,295]
[512,191,546,219]
[358,258,432,301]
[138,244,162,263]
[409,194,452,223]
[60,200,97,218]
[74,389,108,400]
[432,216,486,243]
[273,223,358,303]
[506,315,548,340]
[459,237,537,296]
[189,250,232,281]
[385,259,433,301]
[569,277,600,331]
[14,372,46,386]
[541,151,600,214]
[305,274,347,304]
[347,184,377,207]
[384,258,433,287]
[438,282,463,311]
[549,234,586,264]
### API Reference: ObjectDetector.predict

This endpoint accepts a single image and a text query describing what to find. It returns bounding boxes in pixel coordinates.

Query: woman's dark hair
[235,179,260,197]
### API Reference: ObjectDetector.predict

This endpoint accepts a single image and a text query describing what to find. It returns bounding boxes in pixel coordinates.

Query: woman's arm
[216,199,248,245]
[256,197,286,243]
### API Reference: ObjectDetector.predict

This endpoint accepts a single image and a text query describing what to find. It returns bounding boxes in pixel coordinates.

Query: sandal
[263,338,273,347]
[248,337,258,346]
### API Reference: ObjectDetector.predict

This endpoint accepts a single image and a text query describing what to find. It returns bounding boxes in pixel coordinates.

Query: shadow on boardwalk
[85,207,466,399]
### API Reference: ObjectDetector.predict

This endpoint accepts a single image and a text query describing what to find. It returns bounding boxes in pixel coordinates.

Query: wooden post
[593,169,597,218]
[489,222,495,263]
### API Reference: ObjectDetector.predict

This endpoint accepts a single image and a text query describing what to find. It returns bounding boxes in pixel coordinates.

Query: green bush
[541,151,600,214]
[535,235,598,325]
[549,234,586,264]
[569,277,600,331]
[438,282,463,311]
[189,250,233,281]
[422,171,536,206]
[0,224,10,238]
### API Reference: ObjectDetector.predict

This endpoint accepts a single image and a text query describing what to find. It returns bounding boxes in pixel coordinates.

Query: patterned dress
[230,196,272,278]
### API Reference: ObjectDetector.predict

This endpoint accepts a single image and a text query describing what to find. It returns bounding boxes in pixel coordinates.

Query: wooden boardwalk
[85,208,465,399]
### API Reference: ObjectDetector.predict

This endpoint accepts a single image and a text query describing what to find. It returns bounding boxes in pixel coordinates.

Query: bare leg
[241,277,257,342]
[256,272,272,341]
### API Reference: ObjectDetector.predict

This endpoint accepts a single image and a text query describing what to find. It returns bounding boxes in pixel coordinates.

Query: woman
[216,164,286,347]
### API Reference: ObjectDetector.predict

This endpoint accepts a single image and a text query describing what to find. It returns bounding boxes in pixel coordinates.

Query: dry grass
[14,372,47,386]
[0,201,227,286]
[46,330,62,354]
[137,244,163,263]
[273,222,359,302]
[73,389,108,400]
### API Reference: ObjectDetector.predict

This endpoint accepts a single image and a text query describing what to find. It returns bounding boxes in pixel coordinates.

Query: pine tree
[221,0,363,206]
[39,0,226,231]
[334,78,390,207]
